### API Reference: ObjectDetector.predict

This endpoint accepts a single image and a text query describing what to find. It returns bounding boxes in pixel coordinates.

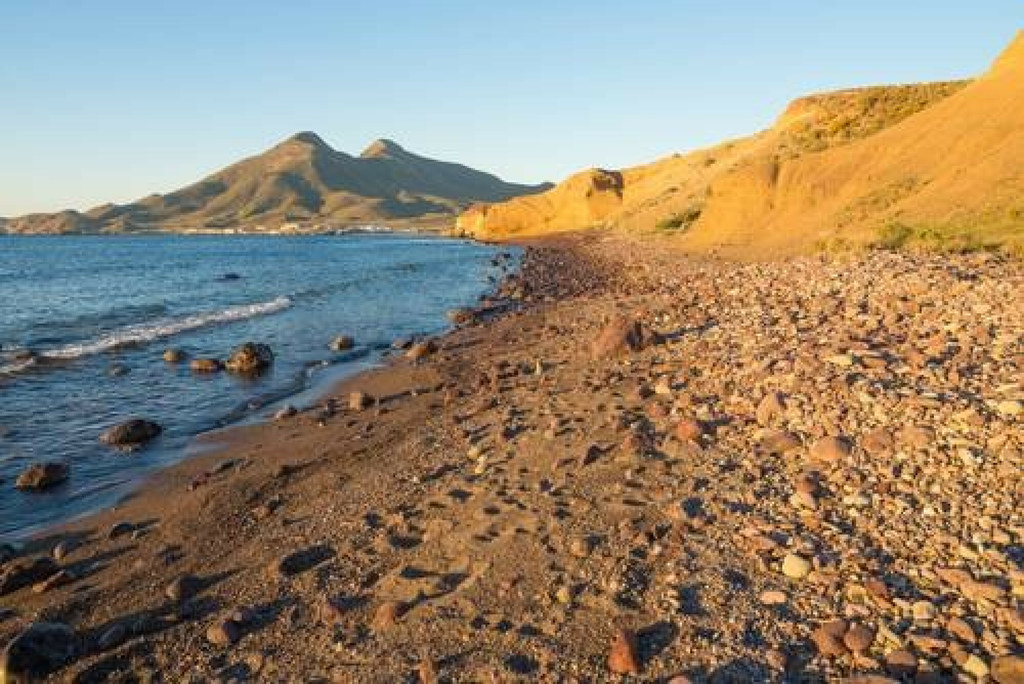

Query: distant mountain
[461,31,1023,256]
[4,134,551,234]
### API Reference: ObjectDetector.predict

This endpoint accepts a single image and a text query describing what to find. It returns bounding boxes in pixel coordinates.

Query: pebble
[607,628,640,675]
[781,553,812,579]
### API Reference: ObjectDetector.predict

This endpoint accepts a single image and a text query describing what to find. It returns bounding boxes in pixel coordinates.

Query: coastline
[1,234,1021,681]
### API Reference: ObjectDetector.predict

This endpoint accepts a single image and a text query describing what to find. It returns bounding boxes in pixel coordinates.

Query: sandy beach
[1,233,1021,682]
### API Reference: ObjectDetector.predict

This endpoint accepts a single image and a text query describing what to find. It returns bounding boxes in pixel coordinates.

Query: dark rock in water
[0,557,59,595]
[107,363,130,377]
[330,335,354,352]
[0,621,77,680]
[0,544,15,566]
[99,419,162,446]
[225,343,274,375]
[190,358,223,373]
[218,273,242,281]
[163,348,186,363]
[15,462,69,491]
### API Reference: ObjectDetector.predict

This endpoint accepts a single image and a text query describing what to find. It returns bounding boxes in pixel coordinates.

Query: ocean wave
[0,296,291,373]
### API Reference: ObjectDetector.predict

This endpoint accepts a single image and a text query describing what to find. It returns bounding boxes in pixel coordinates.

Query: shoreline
[0,231,506,542]
[1,235,1021,681]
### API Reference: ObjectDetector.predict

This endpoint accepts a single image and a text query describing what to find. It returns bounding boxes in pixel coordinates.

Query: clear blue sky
[1,1,1020,216]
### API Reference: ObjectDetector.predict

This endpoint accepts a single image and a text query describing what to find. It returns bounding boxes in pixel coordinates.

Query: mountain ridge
[3,135,551,234]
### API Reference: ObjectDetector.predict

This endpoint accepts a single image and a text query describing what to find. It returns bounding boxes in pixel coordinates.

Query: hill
[459,32,1023,256]
[3,134,550,234]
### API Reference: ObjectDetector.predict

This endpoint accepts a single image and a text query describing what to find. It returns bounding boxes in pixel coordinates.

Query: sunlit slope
[460,32,1022,255]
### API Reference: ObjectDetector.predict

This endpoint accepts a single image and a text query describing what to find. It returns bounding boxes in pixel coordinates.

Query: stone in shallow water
[14,462,69,491]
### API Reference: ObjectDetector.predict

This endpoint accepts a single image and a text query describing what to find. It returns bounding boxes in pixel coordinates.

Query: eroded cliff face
[460,32,1022,256]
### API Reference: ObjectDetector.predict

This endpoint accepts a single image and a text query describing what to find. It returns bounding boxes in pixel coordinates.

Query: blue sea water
[0,233,511,540]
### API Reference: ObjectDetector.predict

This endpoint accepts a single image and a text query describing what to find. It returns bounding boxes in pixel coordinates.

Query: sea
[0,233,512,540]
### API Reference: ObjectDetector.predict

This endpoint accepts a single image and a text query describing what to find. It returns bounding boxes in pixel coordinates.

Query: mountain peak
[284,131,330,148]
[361,138,406,159]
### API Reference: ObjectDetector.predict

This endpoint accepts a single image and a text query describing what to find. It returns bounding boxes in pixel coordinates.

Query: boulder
[0,557,60,596]
[15,463,69,491]
[0,622,76,681]
[405,339,437,361]
[99,419,162,446]
[225,343,274,375]
[163,348,185,363]
[329,335,354,352]
[190,358,223,373]
[590,316,658,359]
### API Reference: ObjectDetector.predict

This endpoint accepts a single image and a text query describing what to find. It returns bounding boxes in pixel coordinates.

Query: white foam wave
[2,296,291,371]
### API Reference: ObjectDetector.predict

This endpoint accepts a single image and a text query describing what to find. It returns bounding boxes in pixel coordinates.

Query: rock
[51,540,77,562]
[96,623,127,650]
[0,622,76,680]
[32,569,74,593]
[885,649,918,677]
[0,544,15,566]
[946,616,977,643]
[759,590,788,606]
[760,429,801,454]
[962,654,989,679]
[808,436,852,463]
[218,273,242,281]
[844,622,876,653]
[107,522,134,539]
[756,391,787,426]
[372,601,405,631]
[811,620,850,657]
[911,600,937,622]
[329,335,354,352]
[162,348,185,363]
[418,657,439,684]
[274,405,297,420]
[0,557,59,596]
[14,462,69,491]
[349,391,373,411]
[674,418,704,443]
[861,427,894,455]
[189,358,223,373]
[107,363,130,377]
[392,337,413,350]
[995,399,1021,417]
[447,308,475,325]
[781,553,812,580]
[991,655,1024,684]
[570,535,597,558]
[165,574,202,602]
[206,618,241,646]
[607,628,641,675]
[225,342,274,375]
[591,316,657,359]
[99,418,162,446]
[405,339,437,361]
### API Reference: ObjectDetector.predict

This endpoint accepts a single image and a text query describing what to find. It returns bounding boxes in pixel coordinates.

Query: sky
[0,1,1020,216]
